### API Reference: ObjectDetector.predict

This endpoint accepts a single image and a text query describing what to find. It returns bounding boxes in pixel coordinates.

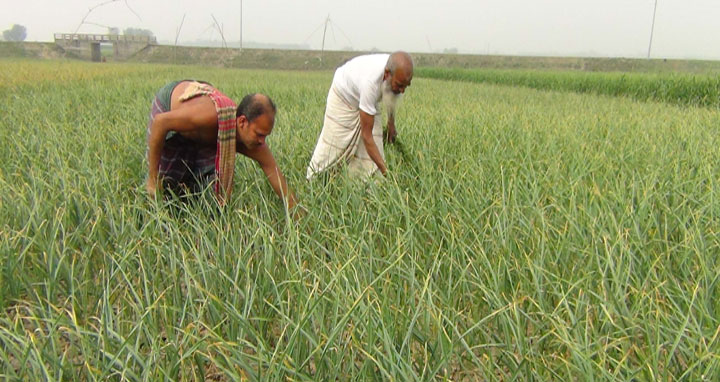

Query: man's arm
[146,100,217,195]
[359,110,387,175]
[241,144,298,211]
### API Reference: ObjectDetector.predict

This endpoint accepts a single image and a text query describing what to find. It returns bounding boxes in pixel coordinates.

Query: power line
[211,14,227,48]
[330,20,353,48]
[302,22,325,45]
[304,15,353,51]
[647,0,658,59]
[240,0,242,52]
[74,0,140,34]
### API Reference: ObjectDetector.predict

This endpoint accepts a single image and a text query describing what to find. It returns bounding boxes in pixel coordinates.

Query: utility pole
[647,0,658,59]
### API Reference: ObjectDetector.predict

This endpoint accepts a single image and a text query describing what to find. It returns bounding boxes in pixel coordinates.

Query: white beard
[381,79,402,117]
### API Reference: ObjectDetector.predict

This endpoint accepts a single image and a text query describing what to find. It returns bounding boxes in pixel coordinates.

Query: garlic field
[1,59,719,381]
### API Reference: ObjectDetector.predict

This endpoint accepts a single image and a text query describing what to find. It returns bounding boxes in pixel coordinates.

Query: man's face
[386,67,413,94]
[237,113,274,149]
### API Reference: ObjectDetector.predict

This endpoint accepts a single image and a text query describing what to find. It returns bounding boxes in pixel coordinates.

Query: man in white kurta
[306,51,413,180]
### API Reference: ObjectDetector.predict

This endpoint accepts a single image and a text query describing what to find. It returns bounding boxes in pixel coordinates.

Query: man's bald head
[386,51,414,77]
[384,51,413,95]
[236,93,276,122]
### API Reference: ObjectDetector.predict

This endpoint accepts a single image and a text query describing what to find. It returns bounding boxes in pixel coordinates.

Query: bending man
[146,80,297,209]
[307,51,413,180]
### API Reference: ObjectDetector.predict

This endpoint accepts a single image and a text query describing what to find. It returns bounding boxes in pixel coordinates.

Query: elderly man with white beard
[306,51,413,180]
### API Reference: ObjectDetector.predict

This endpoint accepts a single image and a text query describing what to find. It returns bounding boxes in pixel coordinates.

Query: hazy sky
[3,0,720,59]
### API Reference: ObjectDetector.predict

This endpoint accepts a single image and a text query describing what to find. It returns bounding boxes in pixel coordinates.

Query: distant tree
[3,24,27,42]
[108,27,120,35]
[443,47,458,54]
[123,27,154,38]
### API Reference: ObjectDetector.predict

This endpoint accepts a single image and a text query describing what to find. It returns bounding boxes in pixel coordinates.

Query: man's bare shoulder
[153,97,219,145]
[166,97,218,127]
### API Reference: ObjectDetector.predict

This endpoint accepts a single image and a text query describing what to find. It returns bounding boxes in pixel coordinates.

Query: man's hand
[146,179,157,198]
[385,122,397,144]
[241,143,300,213]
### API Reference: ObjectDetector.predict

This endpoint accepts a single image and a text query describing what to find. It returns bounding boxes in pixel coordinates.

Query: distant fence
[54,33,156,44]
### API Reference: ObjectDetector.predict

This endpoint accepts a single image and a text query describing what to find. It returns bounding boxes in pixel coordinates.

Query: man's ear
[236,115,248,129]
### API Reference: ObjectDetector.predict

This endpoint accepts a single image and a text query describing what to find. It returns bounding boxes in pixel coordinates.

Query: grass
[418,67,720,109]
[1,58,719,380]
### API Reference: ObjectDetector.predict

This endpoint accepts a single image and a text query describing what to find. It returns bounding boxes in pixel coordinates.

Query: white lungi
[307,85,384,180]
